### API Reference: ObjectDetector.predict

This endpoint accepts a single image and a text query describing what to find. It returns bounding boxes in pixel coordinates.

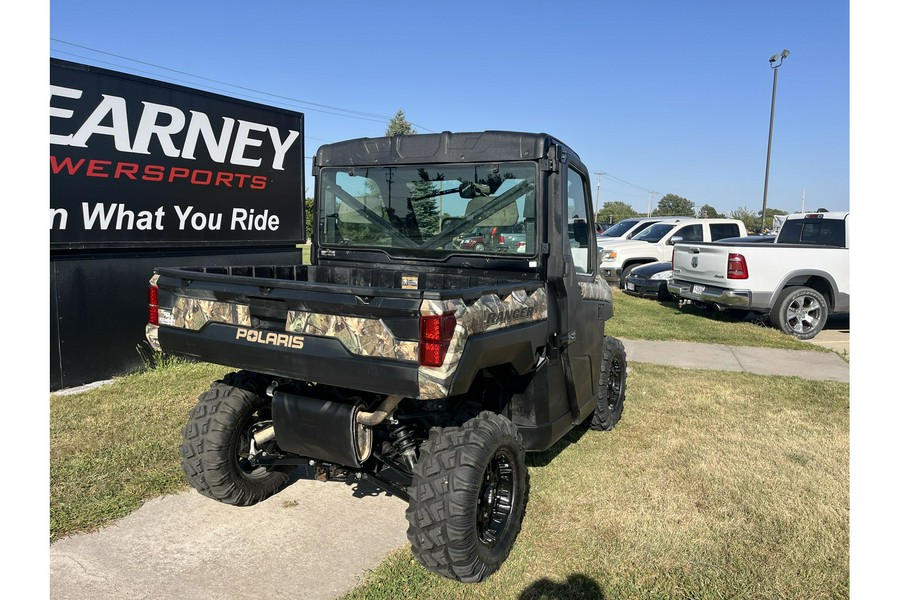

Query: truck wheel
[771,286,828,340]
[406,411,529,583]
[590,336,628,431]
[473,242,486,251]
[180,372,292,506]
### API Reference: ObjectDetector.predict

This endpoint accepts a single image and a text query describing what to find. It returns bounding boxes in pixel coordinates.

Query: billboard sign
[50,59,305,248]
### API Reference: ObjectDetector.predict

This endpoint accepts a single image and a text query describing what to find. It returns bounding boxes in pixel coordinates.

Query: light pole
[761,49,789,233]
[593,171,605,218]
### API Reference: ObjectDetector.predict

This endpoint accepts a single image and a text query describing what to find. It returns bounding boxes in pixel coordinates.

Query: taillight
[727,253,748,279]
[499,234,506,244]
[148,283,159,325]
[419,312,456,367]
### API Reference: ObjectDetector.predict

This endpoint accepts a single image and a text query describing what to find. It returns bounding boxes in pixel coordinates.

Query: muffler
[272,391,373,468]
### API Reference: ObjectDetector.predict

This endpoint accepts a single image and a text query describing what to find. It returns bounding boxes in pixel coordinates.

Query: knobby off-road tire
[590,336,628,431]
[770,286,829,340]
[406,411,529,583]
[180,371,291,506]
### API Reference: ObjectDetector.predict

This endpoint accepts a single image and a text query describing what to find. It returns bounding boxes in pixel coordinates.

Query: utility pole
[801,188,806,212]
[593,171,605,216]
[646,191,656,217]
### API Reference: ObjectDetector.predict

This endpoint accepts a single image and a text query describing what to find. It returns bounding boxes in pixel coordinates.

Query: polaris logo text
[235,328,304,349]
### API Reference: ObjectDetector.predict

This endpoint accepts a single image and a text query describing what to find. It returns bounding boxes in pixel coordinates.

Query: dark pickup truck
[146,131,628,582]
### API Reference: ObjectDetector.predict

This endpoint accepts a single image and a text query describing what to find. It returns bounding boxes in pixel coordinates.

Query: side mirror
[667,236,683,246]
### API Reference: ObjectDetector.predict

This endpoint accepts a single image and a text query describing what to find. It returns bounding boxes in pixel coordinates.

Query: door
[559,162,606,419]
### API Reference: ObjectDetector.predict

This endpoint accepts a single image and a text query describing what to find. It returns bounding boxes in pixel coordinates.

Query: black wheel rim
[476,448,516,547]
[607,354,623,410]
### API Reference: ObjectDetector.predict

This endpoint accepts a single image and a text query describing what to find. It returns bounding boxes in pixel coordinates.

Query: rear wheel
[406,412,529,583]
[770,286,828,340]
[180,371,292,506]
[591,336,628,431]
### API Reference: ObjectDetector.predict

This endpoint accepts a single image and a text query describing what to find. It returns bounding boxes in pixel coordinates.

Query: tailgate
[148,266,548,399]
[671,243,732,286]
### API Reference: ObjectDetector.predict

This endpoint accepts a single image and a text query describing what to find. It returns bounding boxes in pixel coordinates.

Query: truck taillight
[148,283,159,325]
[419,312,456,367]
[727,253,748,279]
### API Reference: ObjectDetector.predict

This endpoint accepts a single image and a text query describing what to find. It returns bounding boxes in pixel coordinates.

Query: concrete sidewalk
[50,471,409,600]
[620,338,849,383]
[49,339,850,599]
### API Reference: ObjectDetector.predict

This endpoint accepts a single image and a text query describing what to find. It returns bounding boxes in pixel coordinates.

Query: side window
[710,223,739,240]
[676,224,703,242]
[566,166,592,274]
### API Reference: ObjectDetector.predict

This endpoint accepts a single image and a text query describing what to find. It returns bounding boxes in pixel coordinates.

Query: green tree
[597,201,639,225]
[697,204,724,218]
[385,109,416,136]
[760,207,789,231]
[728,206,759,233]
[409,168,441,237]
[653,193,694,217]
[305,197,314,238]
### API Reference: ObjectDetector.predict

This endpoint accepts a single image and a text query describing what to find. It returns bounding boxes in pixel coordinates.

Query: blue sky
[48,0,850,217]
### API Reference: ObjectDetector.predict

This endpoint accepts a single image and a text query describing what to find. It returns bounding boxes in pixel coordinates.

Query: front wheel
[770,286,828,340]
[180,371,292,506]
[619,265,636,289]
[406,412,529,583]
[590,336,628,431]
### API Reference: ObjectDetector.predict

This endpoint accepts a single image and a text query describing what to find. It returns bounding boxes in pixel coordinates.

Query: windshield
[318,163,537,256]
[600,218,640,238]
[632,223,675,243]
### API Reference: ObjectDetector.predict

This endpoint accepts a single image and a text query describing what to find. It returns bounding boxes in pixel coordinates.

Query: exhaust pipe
[253,425,276,446]
[356,395,404,427]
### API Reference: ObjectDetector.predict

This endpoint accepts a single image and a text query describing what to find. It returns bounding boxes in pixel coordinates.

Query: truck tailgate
[671,243,732,286]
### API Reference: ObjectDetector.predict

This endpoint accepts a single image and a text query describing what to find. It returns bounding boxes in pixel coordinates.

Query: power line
[50,39,437,133]
[603,172,659,194]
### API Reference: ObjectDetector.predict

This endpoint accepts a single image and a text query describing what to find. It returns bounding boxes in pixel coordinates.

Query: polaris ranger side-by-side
[145,131,628,582]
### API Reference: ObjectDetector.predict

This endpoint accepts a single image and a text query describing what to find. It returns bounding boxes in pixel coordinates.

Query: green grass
[50,361,230,541]
[607,288,827,352]
[344,365,849,600]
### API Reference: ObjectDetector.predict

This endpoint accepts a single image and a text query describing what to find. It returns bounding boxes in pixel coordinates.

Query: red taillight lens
[148,284,159,325]
[727,253,748,279]
[499,234,506,243]
[419,312,456,367]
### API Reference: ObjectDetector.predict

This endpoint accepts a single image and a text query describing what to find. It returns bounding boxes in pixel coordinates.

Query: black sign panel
[50,59,305,248]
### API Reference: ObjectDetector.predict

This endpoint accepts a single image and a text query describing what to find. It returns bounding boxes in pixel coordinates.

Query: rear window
[778,218,846,246]
[710,223,741,240]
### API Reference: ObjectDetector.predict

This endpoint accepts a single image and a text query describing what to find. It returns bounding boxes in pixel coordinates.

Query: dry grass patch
[344,364,848,600]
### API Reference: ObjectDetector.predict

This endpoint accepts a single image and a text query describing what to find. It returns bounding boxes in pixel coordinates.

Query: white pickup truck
[667,211,849,339]
[597,217,747,286]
